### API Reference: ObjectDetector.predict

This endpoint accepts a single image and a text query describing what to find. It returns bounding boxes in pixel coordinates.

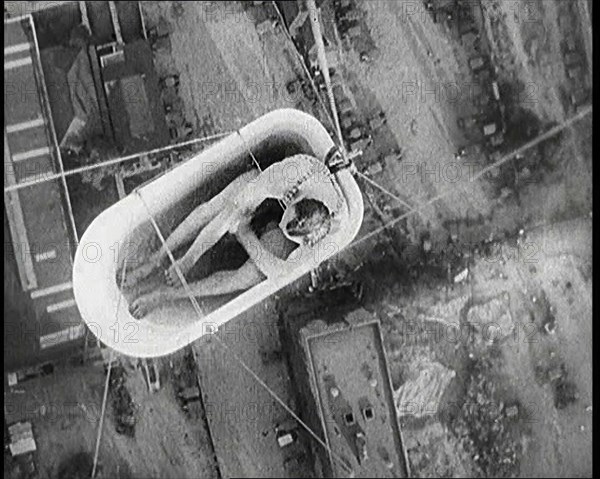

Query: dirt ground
[330,1,592,477]
[135,1,592,477]
[4,353,219,479]
[141,1,304,134]
[358,214,592,477]
[192,294,312,478]
[6,1,591,478]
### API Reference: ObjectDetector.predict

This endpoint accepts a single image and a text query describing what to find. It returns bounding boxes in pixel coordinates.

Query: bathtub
[72,109,364,358]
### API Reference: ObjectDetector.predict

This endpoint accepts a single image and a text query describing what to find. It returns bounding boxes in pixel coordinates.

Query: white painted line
[29,16,80,246]
[31,281,73,299]
[12,146,51,162]
[4,14,32,25]
[6,117,45,133]
[18,171,55,186]
[78,1,90,28]
[34,249,57,262]
[4,57,32,70]
[46,298,77,313]
[40,323,85,349]
[4,42,31,55]
[108,1,123,45]
[4,131,232,193]
[4,132,38,290]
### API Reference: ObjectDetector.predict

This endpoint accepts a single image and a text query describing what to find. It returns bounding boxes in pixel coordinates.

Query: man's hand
[228,216,241,235]
[228,213,250,235]
[234,223,288,278]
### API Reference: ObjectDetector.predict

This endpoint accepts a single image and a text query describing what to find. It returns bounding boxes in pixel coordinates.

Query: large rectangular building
[4,14,85,371]
[281,301,410,478]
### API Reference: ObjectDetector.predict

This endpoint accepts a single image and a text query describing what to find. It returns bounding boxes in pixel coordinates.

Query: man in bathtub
[126,153,346,319]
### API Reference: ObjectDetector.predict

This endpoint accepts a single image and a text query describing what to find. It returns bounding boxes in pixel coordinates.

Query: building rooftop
[4,14,83,370]
[301,310,409,477]
[100,39,169,153]
[281,298,409,478]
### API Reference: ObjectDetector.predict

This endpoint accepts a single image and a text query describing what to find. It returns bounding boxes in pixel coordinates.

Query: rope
[356,171,419,211]
[134,191,206,317]
[90,238,133,478]
[347,105,593,251]
[235,130,287,211]
[134,188,351,472]
[306,0,346,157]
[91,348,113,479]
[4,131,232,193]
[270,1,338,133]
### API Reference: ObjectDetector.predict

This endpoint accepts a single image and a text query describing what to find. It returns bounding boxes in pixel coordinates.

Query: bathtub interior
[117,135,321,329]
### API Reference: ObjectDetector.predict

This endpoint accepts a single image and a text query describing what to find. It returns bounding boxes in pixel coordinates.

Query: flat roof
[101,39,170,154]
[4,15,83,368]
[301,309,409,477]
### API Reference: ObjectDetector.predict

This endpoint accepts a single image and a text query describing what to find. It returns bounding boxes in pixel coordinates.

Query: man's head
[280,198,332,246]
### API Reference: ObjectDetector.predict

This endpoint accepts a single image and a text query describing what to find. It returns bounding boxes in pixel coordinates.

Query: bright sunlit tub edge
[72,109,364,358]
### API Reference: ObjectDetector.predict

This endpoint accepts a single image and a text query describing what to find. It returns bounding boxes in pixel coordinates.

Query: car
[491,81,501,101]
[368,112,387,131]
[348,137,372,154]
[276,430,297,448]
[383,149,403,164]
[260,348,283,364]
[332,83,345,101]
[275,419,299,448]
[347,126,363,140]
[339,18,359,32]
[457,116,478,130]
[570,88,589,108]
[286,79,299,96]
[489,132,504,147]
[342,25,361,39]
[341,116,355,130]
[564,51,583,67]
[333,0,352,9]
[564,34,577,53]
[339,10,362,22]
[337,98,354,116]
[143,358,160,392]
[469,55,486,72]
[177,386,200,404]
[355,432,368,462]
[566,65,583,80]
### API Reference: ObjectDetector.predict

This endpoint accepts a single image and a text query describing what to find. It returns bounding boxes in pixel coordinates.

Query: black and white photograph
[4,0,592,477]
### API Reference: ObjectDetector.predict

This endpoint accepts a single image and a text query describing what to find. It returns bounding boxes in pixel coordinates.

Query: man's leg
[164,208,231,286]
[164,164,261,285]
[123,202,217,286]
[125,170,259,286]
[130,260,265,318]
[161,169,259,260]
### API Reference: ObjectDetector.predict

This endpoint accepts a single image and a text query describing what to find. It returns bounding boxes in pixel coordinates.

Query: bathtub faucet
[324,147,357,175]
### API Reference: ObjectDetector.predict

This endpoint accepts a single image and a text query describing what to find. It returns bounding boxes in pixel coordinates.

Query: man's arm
[253,155,328,200]
[235,222,288,278]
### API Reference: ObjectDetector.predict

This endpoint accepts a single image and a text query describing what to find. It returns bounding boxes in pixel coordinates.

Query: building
[275,0,335,68]
[5,14,84,371]
[4,2,168,373]
[97,39,169,154]
[280,298,410,478]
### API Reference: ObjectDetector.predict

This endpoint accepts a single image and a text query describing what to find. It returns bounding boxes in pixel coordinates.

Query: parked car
[368,112,387,131]
[564,51,583,67]
[275,419,299,448]
[457,116,478,130]
[143,358,160,393]
[483,122,498,137]
[177,386,201,405]
[469,55,486,72]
